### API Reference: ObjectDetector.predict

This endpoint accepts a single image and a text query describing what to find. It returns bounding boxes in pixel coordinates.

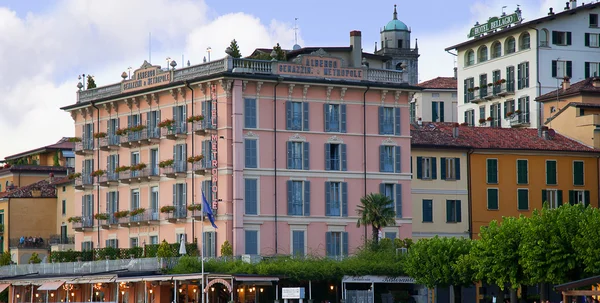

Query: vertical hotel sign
[210,85,218,211]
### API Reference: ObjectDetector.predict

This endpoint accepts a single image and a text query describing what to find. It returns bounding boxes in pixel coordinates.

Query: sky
[0,0,573,159]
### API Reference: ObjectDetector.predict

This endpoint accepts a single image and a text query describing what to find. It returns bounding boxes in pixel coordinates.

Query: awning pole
[30,284,33,303]
[144,282,148,303]
[309,281,311,300]
[174,280,177,303]
[90,283,93,302]
[46,290,48,303]
[10,285,13,303]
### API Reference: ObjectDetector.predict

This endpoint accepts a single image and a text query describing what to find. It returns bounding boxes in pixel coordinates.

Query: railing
[73,215,93,229]
[75,175,94,187]
[192,161,207,171]
[365,68,404,83]
[130,209,160,223]
[172,58,228,82]
[99,135,121,148]
[10,237,49,249]
[77,83,122,103]
[99,171,119,184]
[162,121,188,136]
[162,161,187,175]
[231,58,273,74]
[500,83,515,95]
[165,204,187,220]
[75,138,94,152]
[48,235,75,245]
[510,112,530,126]
[146,125,161,140]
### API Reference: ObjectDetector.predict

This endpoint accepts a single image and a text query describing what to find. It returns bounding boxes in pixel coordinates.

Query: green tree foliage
[248,52,271,60]
[87,75,97,89]
[171,255,202,274]
[573,205,600,275]
[272,43,286,61]
[356,193,396,244]
[220,240,233,257]
[29,252,42,264]
[156,240,175,258]
[53,151,60,166]
[228,39,242,58]
[0,251,11,266]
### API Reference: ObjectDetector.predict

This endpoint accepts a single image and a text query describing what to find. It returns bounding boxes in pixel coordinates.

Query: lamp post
[128,67,132,79]
[206,47,212,62]
[166,57,172,70]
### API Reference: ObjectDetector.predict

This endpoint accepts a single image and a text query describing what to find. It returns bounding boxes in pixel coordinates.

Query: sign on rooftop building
[122,61,172,93]
[468,8,523,38]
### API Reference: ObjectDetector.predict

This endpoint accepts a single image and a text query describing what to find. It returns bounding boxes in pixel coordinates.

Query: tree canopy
[356,193,396,243]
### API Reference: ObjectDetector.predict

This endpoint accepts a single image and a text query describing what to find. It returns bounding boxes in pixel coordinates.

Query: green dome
[384,19,408,31]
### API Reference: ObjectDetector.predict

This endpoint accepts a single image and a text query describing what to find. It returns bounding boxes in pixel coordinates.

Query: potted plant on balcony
[487,83,494,87]
[501,79,506,83]
[187,204,202,211]
[115,128,129,136]
[91,170,105,177]
[460,122,469,126]
[114,210,130,219]
[478,118,486,124]
[473,86,480,90]
[67,216,82,223]
[187,155,204,163]
[94,213,109,220]
[515,109,522,114]
[68,172,82,180]
[129,125,147,132]
[158,119,175,128]
[115,166,130,173]
[506,111,514,117]
[186,115,204,123]
[160,206,176,213]
[467,88,474,93]
[131,163,147,171]
[93,132,107,139]
[486,117,493,121]
[68,137,82,142]
[130,208,146,216]
[159,159,174,168]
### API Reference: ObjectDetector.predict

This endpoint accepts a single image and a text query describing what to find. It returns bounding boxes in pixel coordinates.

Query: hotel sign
[210,84,219,211]
[342,275,416,284]
[468,12,522,38]
[277,56,363,80]
[122,61,171,92]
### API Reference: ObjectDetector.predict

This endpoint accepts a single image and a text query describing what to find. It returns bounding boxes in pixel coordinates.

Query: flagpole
[201,191,205,303]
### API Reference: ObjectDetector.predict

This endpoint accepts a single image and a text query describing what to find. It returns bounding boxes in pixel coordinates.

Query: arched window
[465,50,475,66]
[520,32,531,50]
[478,45,488,63]
[491,41,502,59]
[395,62,404,71]
[505,37,516,54]
[539,29,549,47]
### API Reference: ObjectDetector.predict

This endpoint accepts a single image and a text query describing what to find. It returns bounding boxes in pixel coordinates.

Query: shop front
[342,276,429,303]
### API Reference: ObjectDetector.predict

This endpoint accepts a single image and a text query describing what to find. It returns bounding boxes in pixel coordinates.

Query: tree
[573,205,600,275]
[53,151,60,166]
[29,252,42,264]
[228,39,242,58]
[156,240,174,258]
[221,240,233,258]
[356,193,396,244]
[87,75,97,89]
[273,43,286,61]
[471,217,526,303]
[0,251,11,266]
[404,236,473,303]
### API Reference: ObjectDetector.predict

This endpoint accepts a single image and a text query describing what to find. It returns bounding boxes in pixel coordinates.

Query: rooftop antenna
[149,32,152,64]
[294,17,299,45]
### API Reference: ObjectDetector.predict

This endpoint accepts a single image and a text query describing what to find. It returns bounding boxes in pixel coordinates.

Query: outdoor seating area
[16,236,46,248]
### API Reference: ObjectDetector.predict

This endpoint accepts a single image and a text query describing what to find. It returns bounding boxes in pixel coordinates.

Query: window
[245,230,258,255]
[202,140,214,169]
[245,139,257,168]
[292,230,305,256]
[105,239,118,248]
[325,182,348,217]
[446,200,461,223]
[245,179,258,215]
[478,45,488,63]
[379,145,401,173]
[202,180,213,205]
[542,189,562,209]
[325,143,347,171]
[487,159,498,184]
[487,188,499,210]
[574,161,585,186]
[324,103,346,132]
[465,50,475,66]
[202,100,215,129]
[107,191,119,223]
[591,14,599,27]
[479,74,488,98]
[586,33,600,48]
[441,158,460,180]
[62,186,66,192]
[326,231,348,259]
[107,118,120,145]
[244,98,257,128]
[517,189,529,210]
[422,199,433,222]
[287,141,309,170]
[505,37,516,54]
[384,232,397,239]
[464,77,475,103]
[552,31,572,46]
[416,157,437,180]
[569,190,590,206]
[82,123,94,149]
[517,160,528,184]
[81,194,94,227]
[62,200,66,215]
[176,233,187,243]
[504,100,515,117]
[287,180,310,216]
[464,109,475,126]
[131,189,140,211]
[172,143,187,173]
[379,183,403,218]
[431,93,440,98]
[517,62,530,89]
[479,106,485,122]
[506,66,515,92]
[585,62,600,78]
[379,106,401,134]
[397,39,403,48]
[431,102,444,122]
[491,41,502,58]
[81,241,93,251]
[173,183,187,218]
[520,32,531,49]
[130,237,139,248]
[286,101,309,131]
[552,60,572,78]
[490,103,501,127]
[517,96,530,124]
[546,160,557,185]
[452,92,457,98]
[148,236,158,245]
[203,231,216,258]
[409,102,416,123]
[539,29,549,47]
[150,187,159,220]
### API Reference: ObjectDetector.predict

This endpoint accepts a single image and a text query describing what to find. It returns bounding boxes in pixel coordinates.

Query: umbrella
[179,235,187,256]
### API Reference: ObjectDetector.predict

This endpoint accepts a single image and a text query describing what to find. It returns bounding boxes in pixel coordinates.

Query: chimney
[453,67,458,79]
[350,30,362,68]
[571,0,577,8]
[548,7,555,15]
[562,77,571,90]
[452,126,459,138]
[564,1,570,10]
[593,77,600,87]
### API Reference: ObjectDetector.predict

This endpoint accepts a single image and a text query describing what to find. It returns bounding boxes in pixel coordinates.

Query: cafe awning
[0,284,10,293]
[234,276,279,282]
[172,274,203,281]
[38,282,64,291]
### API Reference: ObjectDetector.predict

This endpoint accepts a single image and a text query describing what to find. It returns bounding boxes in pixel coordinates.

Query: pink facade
[64,45,416,258]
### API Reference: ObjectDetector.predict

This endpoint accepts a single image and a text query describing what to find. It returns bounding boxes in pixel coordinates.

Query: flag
[202,190,218,228]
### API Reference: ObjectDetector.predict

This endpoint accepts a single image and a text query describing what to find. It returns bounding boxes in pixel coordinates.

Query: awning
[11,281,33,286]
[86,277,116,284]
[0,284,10,292]
[239,281,272,286]
[62,150,75,158]
[234,276,279,282]
[142,276,173,282]
[38,282,64,291]
[172,274,203,281]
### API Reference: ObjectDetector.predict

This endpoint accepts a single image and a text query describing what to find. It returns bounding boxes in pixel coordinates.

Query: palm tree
[356,193,396,244]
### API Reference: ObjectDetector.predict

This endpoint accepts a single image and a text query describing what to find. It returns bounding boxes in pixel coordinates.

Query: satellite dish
[548,129,556,138]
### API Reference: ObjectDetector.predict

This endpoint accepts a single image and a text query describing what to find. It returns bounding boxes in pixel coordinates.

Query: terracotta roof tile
[50,176,73,186]
[411,122,598,152]
[537,78,600,101]
[2,179,56,199]
[4,138,74,160]
[417,77,457,89]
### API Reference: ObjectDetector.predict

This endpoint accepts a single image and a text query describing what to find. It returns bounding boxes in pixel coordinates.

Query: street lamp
[207,47,212,62]
[128,67,132,79]
[166,57,172,70]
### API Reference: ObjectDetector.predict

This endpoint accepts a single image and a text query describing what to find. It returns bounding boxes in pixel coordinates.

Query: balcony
[164,204,187,223]
[498,83,515,96]
[191,208,204,220]
[162,122,188,140]
[74,138,94,155]
[469,90,485,103]
[74,175,94,190]
[509,112,530,127]
[576,114,600,127]
[128,209,160,226]
[193,120,215,136]
[99,135,121,151]
[98,171,119,187]
[162,161,188,178]
[120,128,145,148]
[73,215,93,232]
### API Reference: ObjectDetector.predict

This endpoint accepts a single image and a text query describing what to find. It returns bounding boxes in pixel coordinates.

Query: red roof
[4,137,74,161]
[411,122,598,152]
[50,176,73,186]
[2,179,56,199]
[417,77,457,89]
[537,78,600,101]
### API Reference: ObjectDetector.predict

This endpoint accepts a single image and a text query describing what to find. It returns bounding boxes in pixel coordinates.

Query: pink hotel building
[61,30,419,258]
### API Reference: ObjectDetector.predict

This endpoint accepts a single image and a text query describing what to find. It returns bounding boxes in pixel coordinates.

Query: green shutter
[517,160,528,184]
[569,190,575,206]
[487,159,498,184]
[557,190,563,207]
[585,190,591,207]
[440,158,447,180]
[546,161,557,185]
[518,189,529,210]
[574,161,584,186]
[446,200,452,222]
[541,190,547,207]
[487,188,499,210]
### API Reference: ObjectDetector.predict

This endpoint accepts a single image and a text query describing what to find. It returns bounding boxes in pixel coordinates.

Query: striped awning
[0,284,10,293]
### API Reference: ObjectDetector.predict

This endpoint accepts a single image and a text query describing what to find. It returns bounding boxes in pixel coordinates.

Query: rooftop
[49,176,73,186]
[0,165,69,175]
[250,47,392,61]
[1,179,57,199]
[537,78,600,102]
[417,77,457,89]
[5,137,74,161]
[411,122,598,153]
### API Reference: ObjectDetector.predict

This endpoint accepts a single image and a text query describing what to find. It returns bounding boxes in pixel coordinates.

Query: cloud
[0,0,299,159]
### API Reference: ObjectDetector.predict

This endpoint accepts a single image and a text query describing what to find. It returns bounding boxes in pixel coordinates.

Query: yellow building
[410,125,469,239]
[538,77,600,148]
[51,177,75,251]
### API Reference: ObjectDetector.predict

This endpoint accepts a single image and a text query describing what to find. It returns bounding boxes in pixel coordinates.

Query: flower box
[478,118,486,124]
[115,166,130,173]
[487,83,494,87]
[130,208,146,216]
[68,172,82,180]
[115,128,128,136]
[131,163,147,171]
[129,125,147,132]
[159,159,174,168]
[187,155,204,163]
[94,213,109,220]
[67,216,81,223]
[91,170,105,177]
[486,117,493,121]
[506,111,514,117]
[69,137,82,142]
[158,119,175,128]
[186,115,204,123]
[187,204,202,211]
[114,210,130,219]
[93,132,107,139]
[515,110,522,114]
[160,206,175,213]
[460,122,469,126]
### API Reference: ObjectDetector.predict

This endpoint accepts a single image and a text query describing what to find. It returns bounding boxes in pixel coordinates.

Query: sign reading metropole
[468,11,522,38]
[210,84,219,211]
[122,61,171,92]
[277,55,363,80]
[342,275,416,284]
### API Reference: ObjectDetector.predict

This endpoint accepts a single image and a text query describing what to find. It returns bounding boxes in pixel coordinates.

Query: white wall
[413,89,458,122]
